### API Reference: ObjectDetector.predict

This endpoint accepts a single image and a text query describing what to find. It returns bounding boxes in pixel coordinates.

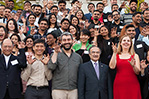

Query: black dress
[76,49,90,63]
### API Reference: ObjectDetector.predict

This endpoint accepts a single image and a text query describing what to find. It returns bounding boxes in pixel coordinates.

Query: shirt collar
[91,60,99,68]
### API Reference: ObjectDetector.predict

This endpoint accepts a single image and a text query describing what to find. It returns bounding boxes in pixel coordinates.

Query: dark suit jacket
[52,28,63,38]
[134,40,149,60]
[0,49,27,99]
[78,61,112,99]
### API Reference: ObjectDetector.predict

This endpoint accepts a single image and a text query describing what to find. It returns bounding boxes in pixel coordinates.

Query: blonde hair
[117,35,135,55]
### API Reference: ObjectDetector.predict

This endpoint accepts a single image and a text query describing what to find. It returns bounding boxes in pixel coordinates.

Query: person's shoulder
[80,61,91,68]
[100,62,109,69]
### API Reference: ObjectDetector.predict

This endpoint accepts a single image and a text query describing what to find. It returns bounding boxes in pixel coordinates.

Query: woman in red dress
[109,35,142,99]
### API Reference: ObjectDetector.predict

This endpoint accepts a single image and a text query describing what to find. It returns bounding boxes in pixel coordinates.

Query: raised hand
[112,42,117,53]
[140,60,148,70]
[27,55,36,64]
[111,27,118,38]
[94,28,100,37]
[41,54,50,65]
[107,14,113,22]
[21,16,26,23]
[43,0,48,8]
[18,41,26,49]
[120,1,126,9]
[30,28,36,35]
[53,43,61,53]
[85,20,91,28]
[128,57,136,67]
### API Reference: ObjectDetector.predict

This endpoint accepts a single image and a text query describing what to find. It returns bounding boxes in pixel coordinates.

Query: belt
[28,85,49,90]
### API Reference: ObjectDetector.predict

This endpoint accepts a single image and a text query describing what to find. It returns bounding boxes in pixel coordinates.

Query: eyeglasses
[112,14,119,17]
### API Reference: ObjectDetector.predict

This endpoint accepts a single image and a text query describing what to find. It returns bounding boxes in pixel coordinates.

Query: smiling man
[48,32,83,99]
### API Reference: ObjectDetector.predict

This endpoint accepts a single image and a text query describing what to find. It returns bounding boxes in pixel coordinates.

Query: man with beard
[78,46,112,99]
[122,0,137,24]
[33,5,42,27]
[121,12,142,40]
[89,10,101,26]
[33,18,48,40]
[52,18,70,38]
[110,10,125,36]
[8,0,16,13]
[48,32,83,99]
[1,7,11,23]
[140,9,149,27]
[85,3,95,21]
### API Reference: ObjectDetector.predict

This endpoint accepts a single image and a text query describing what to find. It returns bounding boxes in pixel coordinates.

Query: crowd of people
[0,0,148,99]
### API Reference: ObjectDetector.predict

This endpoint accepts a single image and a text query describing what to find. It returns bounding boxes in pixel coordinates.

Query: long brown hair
[117,35,135,55]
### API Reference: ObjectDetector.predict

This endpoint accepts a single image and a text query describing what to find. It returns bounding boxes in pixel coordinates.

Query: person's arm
[21,64,32,82]
[133,54,141,75]
[78,64,85,99]
[109,43,117,69]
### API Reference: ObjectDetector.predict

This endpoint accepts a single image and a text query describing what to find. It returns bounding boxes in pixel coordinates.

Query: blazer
[0,49,27,99]
[134,40,149,60]
[78,61,112,99]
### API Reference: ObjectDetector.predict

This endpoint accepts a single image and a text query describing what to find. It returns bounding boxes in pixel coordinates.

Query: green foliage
[0,0,25,10]
[125,0,144,13]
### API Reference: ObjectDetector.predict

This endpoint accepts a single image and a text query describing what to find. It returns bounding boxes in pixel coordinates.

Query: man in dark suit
[78,46,112,99]
[0,39,27,99]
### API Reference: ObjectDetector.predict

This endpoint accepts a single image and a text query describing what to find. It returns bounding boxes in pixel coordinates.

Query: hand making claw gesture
[27,55,36,64]
[140,60,148,71]
[41,54,50,65]
[128,57,136,68]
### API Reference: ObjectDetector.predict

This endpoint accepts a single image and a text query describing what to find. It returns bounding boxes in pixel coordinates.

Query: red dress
[113,54,141,99]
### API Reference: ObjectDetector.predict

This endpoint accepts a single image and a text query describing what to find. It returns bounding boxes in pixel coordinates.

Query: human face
[33,43,45,56]
[0,6,5,16]
[112,5,118,11]
[89,47,101,62]
[33,7,42,16]
[93,11,100,20]
[47,1,54,9]
[0,27,6,41]
[61,20,70,31]
[69,25,77,35]
[26,38,33,48]
[111,0,117,4]
[50,15,56,24]
[112,11,120,21]
[24,2,31,11]
[2,39,13,56]
[125,27,136,39]
[143,10,149,21]
[39,21,48,31]
[29,15,36,25]
[58,3,66,12]
[46,34,55,46]
[4,9,11,18]
[61,35,73,50]
[50,7,58,15]
[100,26,109,37]
[129,2,137,12]
[80,33,89,44]
[89,28,95,37]
[140,2,148,12]
[120,36,131,49]
[11,35,18,45]
[71,17,78,26]
[8,20,15,31]
[88,4,95,12]
[16,10,22,17]
[76,11,83,19]
[8,1,14,9]
[96,4,104,13]
[133,14,142,24]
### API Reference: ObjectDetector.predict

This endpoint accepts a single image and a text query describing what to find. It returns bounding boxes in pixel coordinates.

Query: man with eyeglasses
[48,32,83,99]
[52,18,70,38]
[33,18,48,40]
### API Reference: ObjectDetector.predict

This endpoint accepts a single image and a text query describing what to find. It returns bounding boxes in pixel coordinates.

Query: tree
[0,0,25,10]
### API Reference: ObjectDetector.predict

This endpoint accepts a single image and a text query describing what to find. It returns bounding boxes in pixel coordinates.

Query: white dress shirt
[91,60,99,69]
[4,54,11,68]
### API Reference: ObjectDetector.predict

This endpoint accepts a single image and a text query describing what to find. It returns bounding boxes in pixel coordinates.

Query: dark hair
[24,35,34,52]
[0,4,5,7]
[27,13,36,19]
[96,2,104,7]
[88,3,95,8]
[71,0,79,6]
[9,0,14,3]
[129,0,138,5]
[61,18,70,24]
[17,9,23,11]
[60,32,73,40]
[34,4,42,9]
[24,0,31,5]
[143,8,149,15]
[112,10,120,16]
[111,4,119,9]
[75,9,86,20]
[70,16,80,26]
[58,0,66,5]
[50,5,58,10]
[93,10,100,13]
[10,33,21,46]
[48,13,58,29]
[0,25,8,39]
[6,18,19,33]
[80,29,91,37]
[38,18,48,25]
[5,7,11,10]
[47,31,57,41]
[68,24,80,40]
[132,12,142,17]
[33,39,45,46]
[125,24,135,31]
